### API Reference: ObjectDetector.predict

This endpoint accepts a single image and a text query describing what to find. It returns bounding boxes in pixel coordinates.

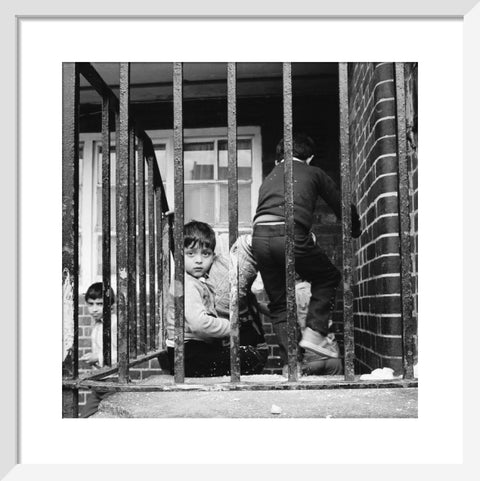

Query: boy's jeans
[252,223,341,365]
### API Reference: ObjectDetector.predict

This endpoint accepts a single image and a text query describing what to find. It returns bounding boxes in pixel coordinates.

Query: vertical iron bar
[162,214,172,350]
[115,112,121,369]
[283,62,298,381]
[101,95,112,366]
[62,62,79,417]
[173,62,185,383]
[147,154,156,351]
[116,62,130,383]
[137,138,147,355]
[227,62,240,382]
[128,126,137,359]
[339,63,355,381]
[155,188,164,350]
[395,63,415,380]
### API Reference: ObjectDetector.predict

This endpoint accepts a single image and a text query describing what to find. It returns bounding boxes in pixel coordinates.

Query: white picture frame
[3,0,479,478]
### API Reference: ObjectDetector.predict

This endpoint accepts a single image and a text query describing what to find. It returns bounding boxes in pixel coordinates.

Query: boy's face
[184,244,214,278]
[86,298,103,321]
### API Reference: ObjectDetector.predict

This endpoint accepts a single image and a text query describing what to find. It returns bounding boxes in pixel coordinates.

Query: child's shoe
[299,327,339,358]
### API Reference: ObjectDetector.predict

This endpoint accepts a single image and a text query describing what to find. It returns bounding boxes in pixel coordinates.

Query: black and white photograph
[62,61,419,419]
[7,4,475,474]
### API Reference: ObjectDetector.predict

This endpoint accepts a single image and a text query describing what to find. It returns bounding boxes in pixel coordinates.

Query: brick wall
[348,63,404,373]
[260,311,283,374]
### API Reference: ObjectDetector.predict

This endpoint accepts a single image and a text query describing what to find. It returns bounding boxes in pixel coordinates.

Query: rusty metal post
[162,214,172,350]
[101,95,112,366]
[339,63,355,381]
[116,62,130,383]
[128,126,137,359]
[173,62,185,382]
[147,152,156,351]
[227,62,240,382]
[283,63,298,381]
[155,187,164,349]
[395,63,415,380]
[62,62,79,417]
[137,138,147,355]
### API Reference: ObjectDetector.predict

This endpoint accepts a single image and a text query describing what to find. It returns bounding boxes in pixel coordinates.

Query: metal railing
[62,62,173,416]
[62,62,417,418]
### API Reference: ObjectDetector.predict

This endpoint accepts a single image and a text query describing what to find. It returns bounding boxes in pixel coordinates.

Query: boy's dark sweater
[254,160,342,233]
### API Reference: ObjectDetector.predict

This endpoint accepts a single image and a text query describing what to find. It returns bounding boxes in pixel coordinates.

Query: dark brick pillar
[349,63,403,373]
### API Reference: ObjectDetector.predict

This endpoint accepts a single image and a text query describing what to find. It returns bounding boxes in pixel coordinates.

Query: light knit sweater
[165,273,230,347]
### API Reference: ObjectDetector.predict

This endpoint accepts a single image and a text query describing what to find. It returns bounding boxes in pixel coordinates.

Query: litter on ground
[270,404,282,414]
[359,367,401,380]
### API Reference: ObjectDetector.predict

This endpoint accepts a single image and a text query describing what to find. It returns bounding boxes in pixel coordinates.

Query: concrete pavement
[92,374,418,418]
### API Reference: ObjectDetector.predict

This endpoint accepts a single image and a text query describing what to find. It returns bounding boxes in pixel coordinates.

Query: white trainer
[299,327,339,358]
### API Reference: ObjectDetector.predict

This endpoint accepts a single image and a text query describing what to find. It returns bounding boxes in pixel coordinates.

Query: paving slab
[92,374,417,418]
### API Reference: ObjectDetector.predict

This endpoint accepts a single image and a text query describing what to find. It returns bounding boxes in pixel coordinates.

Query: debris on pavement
[270,404,282,414]
[359,367,401,380]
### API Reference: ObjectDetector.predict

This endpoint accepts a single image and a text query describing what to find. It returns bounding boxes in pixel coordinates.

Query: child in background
[165,221,265,377]
[80,282,117,418]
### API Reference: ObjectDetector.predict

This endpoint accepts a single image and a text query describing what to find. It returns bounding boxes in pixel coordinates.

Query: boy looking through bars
[80,282,117,418]
[164,220,265,377]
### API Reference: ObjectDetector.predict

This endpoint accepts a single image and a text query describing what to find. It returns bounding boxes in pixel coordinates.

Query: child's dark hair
[85,282,116,305]
[276,132,316,161]
[184,220,216,251]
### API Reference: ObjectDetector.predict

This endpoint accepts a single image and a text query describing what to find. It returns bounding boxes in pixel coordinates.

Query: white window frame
[78,126,262,292]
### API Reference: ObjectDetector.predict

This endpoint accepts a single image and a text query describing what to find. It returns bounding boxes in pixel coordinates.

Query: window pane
[219,183,251,224]
[218,139,252,180]
[79,142,84,177]
[96,146,116,232]
[184,142,215,180]
[99,144,165,187]
[153,144,167,182]
[185,184,215,224]
[79,142,84,223]
[95,184,117,232]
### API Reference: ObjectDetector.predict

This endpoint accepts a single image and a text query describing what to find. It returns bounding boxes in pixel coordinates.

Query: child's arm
[317,170,362,237]
[316,169,342,219]
[351,204,362,238]
[185,281,230,339]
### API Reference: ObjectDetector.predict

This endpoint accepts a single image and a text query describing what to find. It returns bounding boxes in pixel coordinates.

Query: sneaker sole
[299,339,339,358]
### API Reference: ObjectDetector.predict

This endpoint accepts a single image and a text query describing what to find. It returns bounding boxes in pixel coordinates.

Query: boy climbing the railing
[251,133,361,372]
[164,220,265,377]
